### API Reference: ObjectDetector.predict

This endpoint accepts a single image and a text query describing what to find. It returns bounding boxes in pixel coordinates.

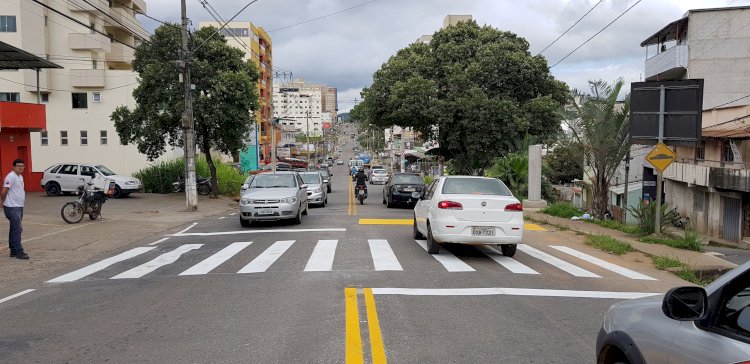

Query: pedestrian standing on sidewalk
[1,159,29,260]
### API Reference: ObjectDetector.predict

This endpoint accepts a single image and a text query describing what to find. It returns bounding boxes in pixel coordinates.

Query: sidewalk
[0,192,236,289]
[526,210,737,274]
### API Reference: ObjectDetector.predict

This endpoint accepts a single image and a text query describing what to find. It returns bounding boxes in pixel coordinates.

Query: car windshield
[95,165,116,176]
[393,174,423,184]
[250,174,297,188]
[300,173,322,184]
[442,178,512,196]
[244,176,254,185]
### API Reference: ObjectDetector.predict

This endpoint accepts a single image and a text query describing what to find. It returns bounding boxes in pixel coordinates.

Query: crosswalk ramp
[46,239,657,283]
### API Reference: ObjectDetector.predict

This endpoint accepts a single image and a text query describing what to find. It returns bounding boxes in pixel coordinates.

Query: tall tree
[111,25,260,197]
[352,20,568,175]
[545,137,584,184]
[565,80,630,219]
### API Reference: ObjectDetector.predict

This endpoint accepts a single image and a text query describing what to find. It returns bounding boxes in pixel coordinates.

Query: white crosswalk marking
[415,240,474,272]
[368,239,403,271]
[238,240,295,273]
[517,244,601,278]
[111,244,203,279]
[476,246,539,274]
[179,242,253,276]
[304,240,339,272]
[549,246,657,280]
[48,247,156,283]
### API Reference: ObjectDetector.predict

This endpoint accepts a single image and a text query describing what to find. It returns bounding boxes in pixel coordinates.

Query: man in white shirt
[1,159,29,260]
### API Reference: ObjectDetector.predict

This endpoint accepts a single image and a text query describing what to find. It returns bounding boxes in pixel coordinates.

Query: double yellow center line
[347,179,358,216]
[345,288,386,363]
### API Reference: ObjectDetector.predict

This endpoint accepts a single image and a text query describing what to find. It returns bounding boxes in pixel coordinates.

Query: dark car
[382,173,425,208]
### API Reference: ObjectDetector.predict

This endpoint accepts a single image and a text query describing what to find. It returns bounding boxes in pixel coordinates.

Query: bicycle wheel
[61,202,84,224]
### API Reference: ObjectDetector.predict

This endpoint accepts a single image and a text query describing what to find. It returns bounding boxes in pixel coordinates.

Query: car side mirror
[323,179,329,183]
[662,286,708,321]
[301,184,308,189]
[412,192,422,199]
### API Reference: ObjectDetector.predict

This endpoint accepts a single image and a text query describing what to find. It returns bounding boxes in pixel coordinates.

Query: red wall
[0,102,47,193]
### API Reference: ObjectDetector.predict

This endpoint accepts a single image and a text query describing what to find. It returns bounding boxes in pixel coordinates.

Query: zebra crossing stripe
[517,244,601,278]
[476,246,539,274]
[111,244,203,279]
[238,240,295,273]
[179,242,253,276]
[304,240,339,272]
[47,247,156,283]
[549,246,657,281]
[415,240,474,272]
[368,239,403,271]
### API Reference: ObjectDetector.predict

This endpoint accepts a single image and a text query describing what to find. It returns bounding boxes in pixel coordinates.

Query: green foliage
[424,174,435,186]
[352,20,568,175]
[590,219,642,235]
[627,200,677,235]
[195,159,245,197]
[652,255,712,285]
[640,230,704,252]
[485,152,555,200]
[544,137,583,184]
[134,158,245,197]
[585,235,633,255]
[651,255,683,270]
[542,202,583,218]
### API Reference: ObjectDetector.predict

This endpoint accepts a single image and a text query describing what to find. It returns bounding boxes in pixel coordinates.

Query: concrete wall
[665,179,744,240]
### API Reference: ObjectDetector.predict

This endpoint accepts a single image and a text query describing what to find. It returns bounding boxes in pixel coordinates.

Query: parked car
[312,169,332,193]
[370,169,389,185]
[413,176,523,255]
[239,172,309,226]
[300,172,328,207]
[383,173,424,208]
[41,163,141,198]
[336,160,344,165]
[596,260,750,364]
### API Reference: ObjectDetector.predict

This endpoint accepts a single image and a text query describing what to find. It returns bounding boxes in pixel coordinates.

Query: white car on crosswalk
[413,176,523,256]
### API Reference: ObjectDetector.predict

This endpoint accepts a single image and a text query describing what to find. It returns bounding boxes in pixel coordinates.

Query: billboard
[276,147,291,159]
[629,79,704,146]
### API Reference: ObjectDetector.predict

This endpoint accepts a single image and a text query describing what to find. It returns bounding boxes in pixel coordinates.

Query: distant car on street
[239,172,309,226]
[41,163,141,198]
[311,169,332,193]
[336,160,344,165]
[300,172,328,207]
[383,173,424,208]
[370,169,389,185]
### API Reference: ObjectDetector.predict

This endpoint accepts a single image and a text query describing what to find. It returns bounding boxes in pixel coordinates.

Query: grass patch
[651,255,683,270]
[640,230,704,252]
[676,267,713,286]
[589,219,642,235]
[135,157,245,197]
[651,255,714,286]
[542,202,583,219]
[585,235,633,255]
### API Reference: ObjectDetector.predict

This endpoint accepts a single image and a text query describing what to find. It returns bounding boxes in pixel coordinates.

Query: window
[40,131,48,146]
[92,92,101,103]
[695,141,705,160]
[60,130,68,146]
[59,164,78,175]
[49,165,61,174]
[0,16,17,32]
[41,93,49,103]
[442,177,512,196]
[0,92,19,102]
[92,60,97,69]
[80,130,88,145]
[72,93,87,109]
[90,22,95,34]
[723,141,735,163]
[100,130,108,145]
[714,281,750,341]
[693,190,705,212]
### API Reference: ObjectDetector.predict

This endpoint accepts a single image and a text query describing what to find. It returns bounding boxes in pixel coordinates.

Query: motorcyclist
[351,165,358,178]
[353,167,368,197]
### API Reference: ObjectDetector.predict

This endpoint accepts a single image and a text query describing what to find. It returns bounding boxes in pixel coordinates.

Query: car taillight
[504,203,523,212]
[438,201,463,210]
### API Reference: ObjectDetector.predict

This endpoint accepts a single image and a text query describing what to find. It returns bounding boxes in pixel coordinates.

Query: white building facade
[272,80,326,137]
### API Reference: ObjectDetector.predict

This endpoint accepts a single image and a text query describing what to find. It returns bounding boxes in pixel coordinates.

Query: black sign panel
[630,79,704,146]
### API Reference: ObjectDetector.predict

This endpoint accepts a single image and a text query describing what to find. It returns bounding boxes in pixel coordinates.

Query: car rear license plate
[358,190,365,195]
[404,188,415,192]
[257,209,274,216]
[472,227,495,236]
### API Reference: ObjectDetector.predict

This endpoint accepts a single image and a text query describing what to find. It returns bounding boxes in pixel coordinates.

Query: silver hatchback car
[239,172,309,226]
[597,260,750,364]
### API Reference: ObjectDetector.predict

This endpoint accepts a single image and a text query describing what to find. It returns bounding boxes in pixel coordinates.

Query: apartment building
[198,21,272,169]
[640,6,750,244]
[0,0,169,178]
[322,86,337,127]
[272,80,330,138]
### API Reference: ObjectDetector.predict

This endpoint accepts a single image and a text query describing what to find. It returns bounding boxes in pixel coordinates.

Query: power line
[537,0,603,55]
[711,94,750,109]
[0,74,139,92]
[268,0,380,32]
[78,0,151,43]
[110,0,171,26]
[550,0,642,68]
[197,0,254,56]
[189,0,262,57]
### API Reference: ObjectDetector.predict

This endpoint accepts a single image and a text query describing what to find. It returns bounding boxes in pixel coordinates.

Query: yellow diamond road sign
[646,143,677,172]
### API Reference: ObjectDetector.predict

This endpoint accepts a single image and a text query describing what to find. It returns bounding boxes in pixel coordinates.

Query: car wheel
[293,210,302,225]
[501,244,517,257]
[386,195,394,208]
[302,203,308,215]
[112,185,123,199]
[413,217,425,239]
[426,222,439,254]
[327,185,331,193]
[382,196,387,204]
[45,182,61,197]
[240,217,251,227]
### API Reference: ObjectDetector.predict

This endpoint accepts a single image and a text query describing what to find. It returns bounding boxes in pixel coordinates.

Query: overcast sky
[143,0,748,112]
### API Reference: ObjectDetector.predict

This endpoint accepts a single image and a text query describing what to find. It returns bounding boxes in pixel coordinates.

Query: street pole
[181,0,198,211]
[622,148,630,224]
[271,118,277,173]
[306,109,310,168]
[655,85,665,233]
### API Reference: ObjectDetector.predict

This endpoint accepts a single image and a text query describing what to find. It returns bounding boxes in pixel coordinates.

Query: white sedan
[413,176,523,256]
[369,169,389,184]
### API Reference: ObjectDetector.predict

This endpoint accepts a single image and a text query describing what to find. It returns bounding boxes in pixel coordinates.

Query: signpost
[645,143,677,173]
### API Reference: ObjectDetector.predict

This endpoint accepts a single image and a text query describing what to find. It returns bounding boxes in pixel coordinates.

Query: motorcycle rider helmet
[358,167,364,172]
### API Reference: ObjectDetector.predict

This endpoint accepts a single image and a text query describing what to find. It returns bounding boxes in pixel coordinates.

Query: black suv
[382,173,424,208]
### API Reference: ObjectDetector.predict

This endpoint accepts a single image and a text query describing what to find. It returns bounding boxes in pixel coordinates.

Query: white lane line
[415,240,474,272]
[549,246,657,281]
[0,289,36,305]
[172,228,346,237]
[47,247,156,283]
[238,240,295,273]
[111,244,203,279]
[148,237,170,246]
[218,217,226,220]
[229,213,237,216]
[175,222,198,235]
[179,242,253,276]
[368,239,403,271]
[517,244,601,278]
[371,288,660,299]
[477,246,539,274]
[304,240,338,272]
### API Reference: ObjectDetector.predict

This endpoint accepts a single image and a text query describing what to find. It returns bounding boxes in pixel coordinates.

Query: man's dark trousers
[3,206,24,255]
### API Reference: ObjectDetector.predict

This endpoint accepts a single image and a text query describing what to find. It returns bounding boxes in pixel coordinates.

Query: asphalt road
[0,139,687,363]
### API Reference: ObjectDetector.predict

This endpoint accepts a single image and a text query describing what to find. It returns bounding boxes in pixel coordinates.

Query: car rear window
[442,178,512,196]
[373,169,387,174]
[393,174,422,184]
[300,173,322,184]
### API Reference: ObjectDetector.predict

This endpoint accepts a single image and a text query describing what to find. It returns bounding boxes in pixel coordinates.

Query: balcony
[69,33,111,52]
[664,161,750,192]
[644,45,688,81]
[70,69,105,88]
[106,42,135,64]
[131,0,146,13]
[664,161,710,186]
[709,167,750,192]
[104,7,150,40]
[67,0,109,14]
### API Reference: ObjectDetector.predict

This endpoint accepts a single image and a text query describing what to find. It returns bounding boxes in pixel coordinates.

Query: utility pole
[306,109,310,168]
[622,148,631,224]
[180,0,198,211]
[271,118,277,173]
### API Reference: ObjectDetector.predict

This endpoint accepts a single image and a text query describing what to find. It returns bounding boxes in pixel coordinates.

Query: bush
[585,235,633,255]
[627,200,677,235]
[195,159,245,197]
[424,175,435,186]
[651,255,683,270]
[134,158,245,197]
[542,202,583,218]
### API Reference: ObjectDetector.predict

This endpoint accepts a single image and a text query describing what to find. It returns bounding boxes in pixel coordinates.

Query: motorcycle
[61,177,114,224]
[172,175,211,195]
[356,184,367,205]
[671,209,690,228]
